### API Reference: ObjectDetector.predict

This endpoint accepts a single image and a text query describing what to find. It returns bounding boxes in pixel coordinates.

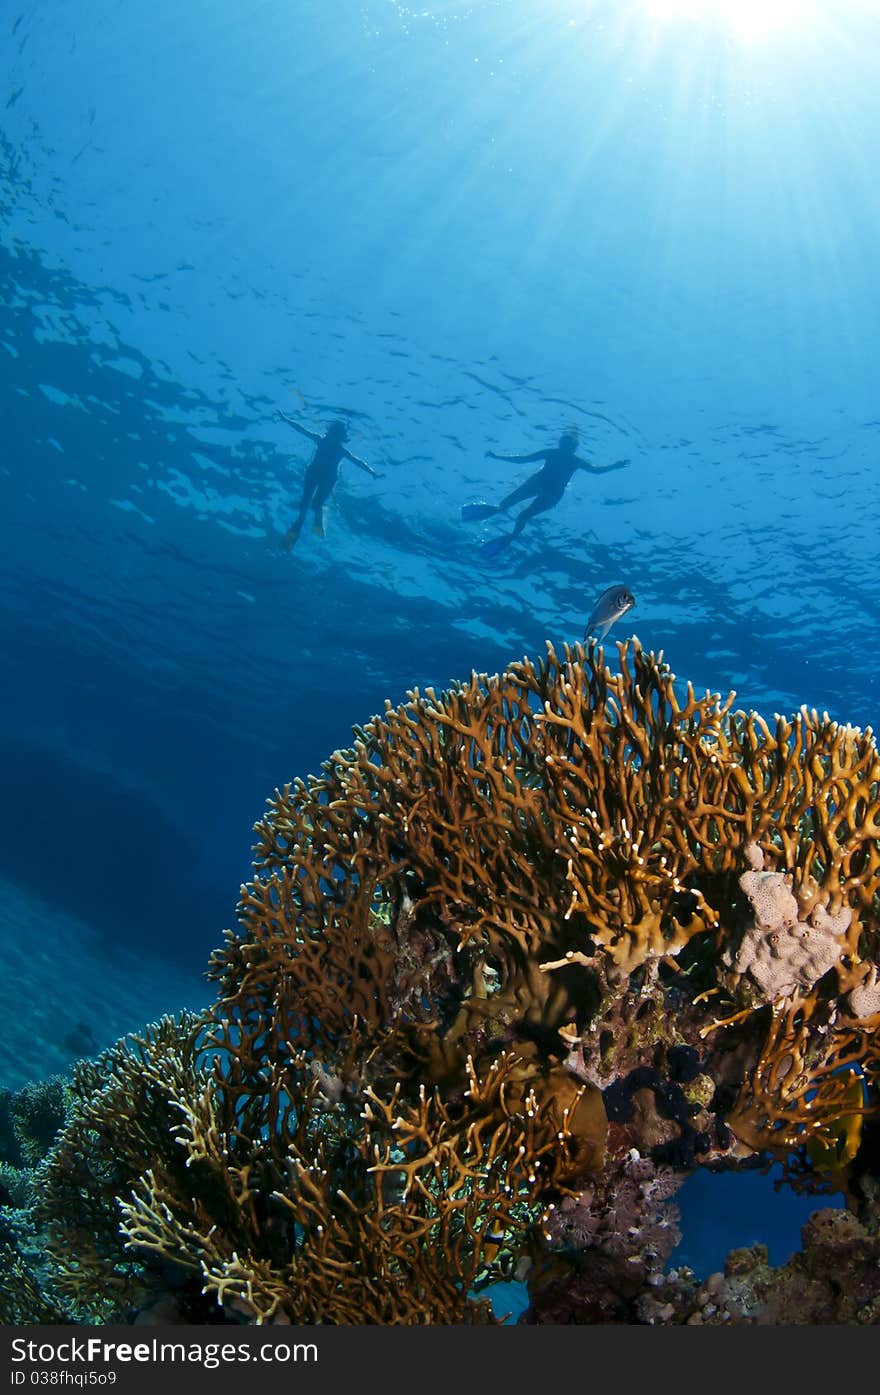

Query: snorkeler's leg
[309,476,335,538]
[511,490,561,537]
[281,483,315,551]
[281,510,307,550]
[476,482,542,558]
[465,473,541,528]
[498,477,541,512]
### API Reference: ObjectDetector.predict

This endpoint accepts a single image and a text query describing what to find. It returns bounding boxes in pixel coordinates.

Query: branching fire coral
[20,641,880,1324]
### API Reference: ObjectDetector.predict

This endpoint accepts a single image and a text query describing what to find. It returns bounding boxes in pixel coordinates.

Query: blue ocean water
[2,0,878,1295]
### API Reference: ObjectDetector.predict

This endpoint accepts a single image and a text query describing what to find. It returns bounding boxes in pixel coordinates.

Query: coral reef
[6,641,880,1324]
[0,1077,73,1325]
[637,1203,880,1324]
[3,1076,70,1169]
[0,1241,69,1326]
[524,1154,682,1323]
[35,1016,582,1323]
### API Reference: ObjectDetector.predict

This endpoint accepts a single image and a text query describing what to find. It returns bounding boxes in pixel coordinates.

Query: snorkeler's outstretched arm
[485,449,547,463]
[275,410,322,443]
[578,456,630,473]
[344,448,383,479]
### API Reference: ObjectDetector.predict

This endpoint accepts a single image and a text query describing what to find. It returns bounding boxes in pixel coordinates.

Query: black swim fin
[461,501,498,522]
[479,534,513,560]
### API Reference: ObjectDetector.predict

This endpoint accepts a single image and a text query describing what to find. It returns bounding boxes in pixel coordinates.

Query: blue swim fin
[479,534,513,560]
[461,501,498,522]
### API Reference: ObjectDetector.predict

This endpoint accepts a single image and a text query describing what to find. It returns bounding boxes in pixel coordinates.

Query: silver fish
[584,584,636,642]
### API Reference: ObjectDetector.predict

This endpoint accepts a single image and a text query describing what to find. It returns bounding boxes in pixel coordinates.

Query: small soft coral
[849,966,880,1020]
[727,850,850,1001]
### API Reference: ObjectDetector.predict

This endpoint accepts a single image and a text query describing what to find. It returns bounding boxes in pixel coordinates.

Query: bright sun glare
[641,0,812,41]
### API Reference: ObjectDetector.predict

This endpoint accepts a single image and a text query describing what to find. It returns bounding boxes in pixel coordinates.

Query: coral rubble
[5,641,880,1323]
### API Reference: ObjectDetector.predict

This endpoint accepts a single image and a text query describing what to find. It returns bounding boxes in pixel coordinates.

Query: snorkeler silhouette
[461,428,629,559]
[276,411,382,550]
